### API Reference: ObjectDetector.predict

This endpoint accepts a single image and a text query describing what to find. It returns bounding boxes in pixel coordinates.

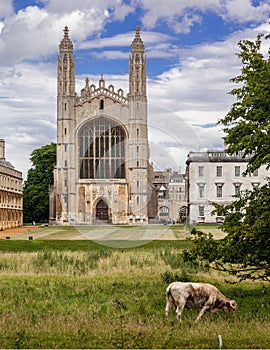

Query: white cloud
[43,0,133,18]
[79,30,173,50]
[0,0,13,19]
[91,50,129,60]
[168,13,202,34]
[0,62,56,177]
[0,3,124,66]
[219,0,270,23]
[134,0,220,31]
[0,0,132,65]
[136,0,270,33]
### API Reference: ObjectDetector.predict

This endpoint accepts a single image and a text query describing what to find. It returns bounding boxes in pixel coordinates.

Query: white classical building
[186,151,269,224]
[50,27,157,225]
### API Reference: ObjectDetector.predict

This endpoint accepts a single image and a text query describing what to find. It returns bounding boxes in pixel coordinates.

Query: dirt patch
[0,226,40,238]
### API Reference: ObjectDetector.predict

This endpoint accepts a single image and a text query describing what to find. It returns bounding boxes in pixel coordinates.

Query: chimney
[0,139,5,160]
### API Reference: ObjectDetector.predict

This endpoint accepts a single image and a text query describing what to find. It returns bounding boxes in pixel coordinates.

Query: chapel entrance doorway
[96,200,109,223]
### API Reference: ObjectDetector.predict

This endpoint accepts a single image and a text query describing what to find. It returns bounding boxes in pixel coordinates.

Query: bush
[160,270,194,284]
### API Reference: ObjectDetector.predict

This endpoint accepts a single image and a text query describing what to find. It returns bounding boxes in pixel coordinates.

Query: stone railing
[77,76,128,105]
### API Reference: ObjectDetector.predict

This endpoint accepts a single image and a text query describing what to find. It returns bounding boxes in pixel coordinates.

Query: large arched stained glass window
[79,117,125,179]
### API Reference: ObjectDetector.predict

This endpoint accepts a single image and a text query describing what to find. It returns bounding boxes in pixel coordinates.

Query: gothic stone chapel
[49,27,157,225]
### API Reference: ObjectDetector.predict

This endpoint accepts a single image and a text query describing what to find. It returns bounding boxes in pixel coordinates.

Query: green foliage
[159,248,201,273]
[219,33,270,174]
[191,31,270,282]
[190,185,270,281]
[23,143,56,223]
[160,270,194,284]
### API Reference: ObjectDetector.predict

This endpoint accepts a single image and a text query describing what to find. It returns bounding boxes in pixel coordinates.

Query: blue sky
[1,0,270,177]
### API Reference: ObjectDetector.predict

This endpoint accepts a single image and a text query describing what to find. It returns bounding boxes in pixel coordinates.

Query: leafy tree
[187,33,270,282]
[221,33,270,173]
[23,143,56,223]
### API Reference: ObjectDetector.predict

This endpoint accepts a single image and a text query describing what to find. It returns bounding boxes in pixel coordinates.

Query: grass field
[1,223,226,241]
[0,226,269,348]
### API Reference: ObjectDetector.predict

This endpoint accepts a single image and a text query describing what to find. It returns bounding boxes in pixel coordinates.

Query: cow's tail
[165,283,175,319]
[166,283,173,300]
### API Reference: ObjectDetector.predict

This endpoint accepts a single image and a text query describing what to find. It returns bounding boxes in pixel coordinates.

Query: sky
[1,0,270,178]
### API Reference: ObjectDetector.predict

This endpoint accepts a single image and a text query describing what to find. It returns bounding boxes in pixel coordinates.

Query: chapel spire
[59,26,73,53]
[129,26,146,99]
[131,26,145,53]
[57,26,75,96]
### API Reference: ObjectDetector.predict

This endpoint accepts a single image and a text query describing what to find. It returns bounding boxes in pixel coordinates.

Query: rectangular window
[198,166,204,177]
[253,169,259,177]
[216,184,223,198]
[234,183,241,195]
[199,206,204,217]
[235,166,240,177]
[216,166,222,177]
[198,184,204,198]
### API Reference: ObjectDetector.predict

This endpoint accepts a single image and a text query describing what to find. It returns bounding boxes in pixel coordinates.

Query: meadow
[0,226,269,348]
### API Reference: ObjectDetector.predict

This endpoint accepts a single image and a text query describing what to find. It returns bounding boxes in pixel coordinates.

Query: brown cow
[165,281,237,322]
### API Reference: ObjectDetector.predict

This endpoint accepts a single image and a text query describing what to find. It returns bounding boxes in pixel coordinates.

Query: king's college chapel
[49,27,157,225]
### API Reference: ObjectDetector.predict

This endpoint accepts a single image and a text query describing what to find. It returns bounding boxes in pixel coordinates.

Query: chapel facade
[49,27,157,225]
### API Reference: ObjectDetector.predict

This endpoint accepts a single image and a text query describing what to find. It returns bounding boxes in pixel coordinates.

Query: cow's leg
[165,298,172,319]
[175,299,186,322]
[195,304,210,322]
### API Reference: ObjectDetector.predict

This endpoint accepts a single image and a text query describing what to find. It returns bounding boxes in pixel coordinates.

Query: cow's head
[224,300,237,313]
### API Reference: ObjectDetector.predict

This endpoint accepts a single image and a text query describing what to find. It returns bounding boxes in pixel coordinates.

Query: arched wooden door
[96,200,109,223]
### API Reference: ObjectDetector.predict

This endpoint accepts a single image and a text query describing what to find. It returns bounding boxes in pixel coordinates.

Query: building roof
[186,151,251,164]
[0,158,15,169]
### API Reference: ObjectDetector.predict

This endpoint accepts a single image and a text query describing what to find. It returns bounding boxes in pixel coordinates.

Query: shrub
[160,270,194,284]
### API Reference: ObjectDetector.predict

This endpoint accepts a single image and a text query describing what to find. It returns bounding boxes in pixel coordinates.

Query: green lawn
[3,223,225,241]
[0,228,269,348]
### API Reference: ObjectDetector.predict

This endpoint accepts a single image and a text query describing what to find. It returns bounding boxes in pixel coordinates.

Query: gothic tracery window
[79,117,125,179]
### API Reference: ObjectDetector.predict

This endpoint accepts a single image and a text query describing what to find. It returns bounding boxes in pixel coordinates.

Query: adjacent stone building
[50,27,157,225]
[153,169,187,223]
[0,139,23,230]
[186,151,269,224]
